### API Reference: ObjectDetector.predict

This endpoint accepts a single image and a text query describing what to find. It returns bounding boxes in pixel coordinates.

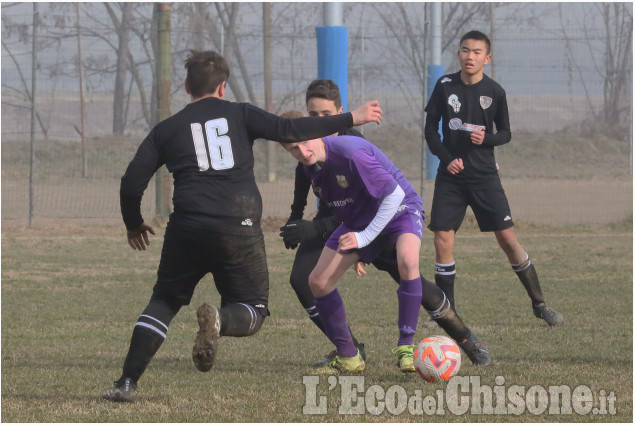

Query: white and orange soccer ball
[413,335,461,382]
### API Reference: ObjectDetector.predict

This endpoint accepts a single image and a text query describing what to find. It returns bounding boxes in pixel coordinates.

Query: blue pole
[316,26,348,112]
[426,64,444,180]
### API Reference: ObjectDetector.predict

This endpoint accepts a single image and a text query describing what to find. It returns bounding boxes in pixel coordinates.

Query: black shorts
[428,178,514,232]
[153,220,269,310]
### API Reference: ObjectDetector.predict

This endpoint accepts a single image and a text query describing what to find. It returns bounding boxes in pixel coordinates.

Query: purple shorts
[325,208,424,264]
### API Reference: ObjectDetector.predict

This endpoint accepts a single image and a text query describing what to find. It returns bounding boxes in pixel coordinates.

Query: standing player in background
[103,50,383,402]
[424,30,563,327]
[282,134,491,374]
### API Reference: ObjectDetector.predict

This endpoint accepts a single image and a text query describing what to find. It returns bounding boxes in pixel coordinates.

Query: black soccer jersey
[425,71,511,188]
[120,97,355,234]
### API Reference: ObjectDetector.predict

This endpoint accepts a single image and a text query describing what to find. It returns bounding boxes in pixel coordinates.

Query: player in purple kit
[282,135,491,374]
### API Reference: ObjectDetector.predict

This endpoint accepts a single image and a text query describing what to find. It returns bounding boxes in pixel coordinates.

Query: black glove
[280,216,302,249]
[279,217,341,249]
[279,220,317,250]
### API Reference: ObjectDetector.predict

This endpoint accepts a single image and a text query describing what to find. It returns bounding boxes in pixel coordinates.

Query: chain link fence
[2,3,632,226]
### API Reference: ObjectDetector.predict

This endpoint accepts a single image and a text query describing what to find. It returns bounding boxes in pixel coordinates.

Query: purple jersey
[303,135,423,231]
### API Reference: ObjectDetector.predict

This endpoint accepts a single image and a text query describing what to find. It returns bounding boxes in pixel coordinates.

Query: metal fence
[2,2,632,226]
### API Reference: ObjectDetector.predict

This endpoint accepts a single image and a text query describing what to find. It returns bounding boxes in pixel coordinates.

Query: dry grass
[1,221,632,422]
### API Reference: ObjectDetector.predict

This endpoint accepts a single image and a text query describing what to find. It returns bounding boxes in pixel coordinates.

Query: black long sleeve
[424,113,455,166]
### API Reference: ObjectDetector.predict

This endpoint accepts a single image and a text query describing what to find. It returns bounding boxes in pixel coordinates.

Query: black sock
[120,297,181,384]
[305,305,328,334]
[219,303,266,337]
[512,258,545,306]
[349,327,360,348]
[435,262,456,310]
[121,327,165,385]
[427,295,469,342]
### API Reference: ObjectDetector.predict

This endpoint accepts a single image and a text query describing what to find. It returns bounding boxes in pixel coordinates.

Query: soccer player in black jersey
[102,51,383,403]
[424,31,563,327]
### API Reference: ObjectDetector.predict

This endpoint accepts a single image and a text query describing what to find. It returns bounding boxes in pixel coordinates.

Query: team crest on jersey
[449,118,463,130]
[480,96,493,109]
[336,175,349,189]
[440,77,452,84]
[448,94,461,113]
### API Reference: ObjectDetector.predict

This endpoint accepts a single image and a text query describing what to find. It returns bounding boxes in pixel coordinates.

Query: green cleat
[313,349,365,375]
[392,344,416,373]
[313,342,366,368]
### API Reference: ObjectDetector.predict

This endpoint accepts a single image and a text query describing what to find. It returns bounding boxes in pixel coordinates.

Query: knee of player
[434,232,454,250]
[251,313,266,335]
[398,256,420,278]
[308,273,329,296]
[497,238,523,257]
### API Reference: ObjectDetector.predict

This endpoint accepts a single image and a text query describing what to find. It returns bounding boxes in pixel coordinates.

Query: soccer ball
[413,335,461,382]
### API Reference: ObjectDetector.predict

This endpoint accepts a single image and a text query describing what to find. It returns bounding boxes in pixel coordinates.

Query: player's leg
[371,246,441,310]
[391,232,424,372]
[423,180,467,328]
[290,236,328,331]
[309,244,364,374]
[471,185,564,326]
[421,282,492,366]
[289,234,365,363]
[433,230,457,309]
[193,231,271,371]
[104,221,205,402]
[494,228,564,326]
[103,294,184,402]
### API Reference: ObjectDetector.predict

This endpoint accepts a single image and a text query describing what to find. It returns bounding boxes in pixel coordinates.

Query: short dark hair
[184,50,230,98]
[460,30,491,54]
[305,79,341,109]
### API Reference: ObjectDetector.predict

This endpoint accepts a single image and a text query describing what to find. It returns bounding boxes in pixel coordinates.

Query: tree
[104,2,133,135]
[559,3,633,139]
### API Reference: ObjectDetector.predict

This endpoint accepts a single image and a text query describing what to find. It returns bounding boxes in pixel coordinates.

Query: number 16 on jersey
[190,118,235,171]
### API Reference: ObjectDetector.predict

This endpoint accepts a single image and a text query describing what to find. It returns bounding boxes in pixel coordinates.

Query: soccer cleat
[392,344,416,373]
[533,303,564,327]
[313,349,365,375]
[421,319,439,329]
[313,342,366,368]
[457,331,492,366]
[313,349,337,368]
[192,303,221,372]
[103,377,136,403]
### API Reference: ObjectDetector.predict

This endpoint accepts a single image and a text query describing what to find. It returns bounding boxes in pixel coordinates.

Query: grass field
[1,219,632,422]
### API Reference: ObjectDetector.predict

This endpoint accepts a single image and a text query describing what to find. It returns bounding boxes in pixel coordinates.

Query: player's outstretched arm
[350,100,382,126]
[127,222,155,251]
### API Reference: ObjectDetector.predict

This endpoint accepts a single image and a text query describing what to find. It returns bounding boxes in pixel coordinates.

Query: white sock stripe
[435,262,455,267]
[139,314,168,332]
[427,294,450,319]
[511,257,532,271]
[308,312,320,318]
[135,322,167,339]
[436,270,456,276]
[238,303,257,332]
